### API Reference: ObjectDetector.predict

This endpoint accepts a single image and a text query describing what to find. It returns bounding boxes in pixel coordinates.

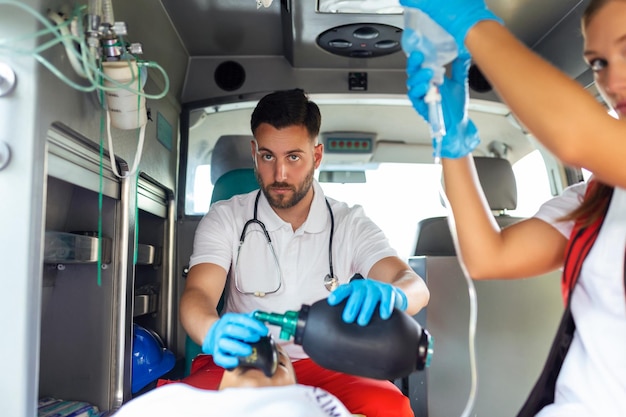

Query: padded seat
[414,156,523,257]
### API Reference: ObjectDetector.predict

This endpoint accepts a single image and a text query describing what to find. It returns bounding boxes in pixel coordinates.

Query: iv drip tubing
[437,170,479,417]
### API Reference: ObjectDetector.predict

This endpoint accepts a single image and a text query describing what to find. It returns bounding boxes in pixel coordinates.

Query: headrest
[415,157,520,257]
[211,169,258,204]
[210,135,255,185]
[474,156,517,211]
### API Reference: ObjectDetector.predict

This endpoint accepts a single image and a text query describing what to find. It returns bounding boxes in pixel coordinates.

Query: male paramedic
[179,88,430,417]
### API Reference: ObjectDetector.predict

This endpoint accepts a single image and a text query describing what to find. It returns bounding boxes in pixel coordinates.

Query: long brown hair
[561,180,614,228]
[561,0,616,227]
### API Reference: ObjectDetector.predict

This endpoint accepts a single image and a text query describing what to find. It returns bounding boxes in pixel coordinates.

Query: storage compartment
[131,174,181,385]
[39,125,179,410]
[132,176,173,333]
[40,176,120,412]
[39,126,133,412]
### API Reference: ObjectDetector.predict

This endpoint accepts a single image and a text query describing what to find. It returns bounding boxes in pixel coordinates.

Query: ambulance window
[188,164,213,215]
[319,163,447,260]
[509,150,553,217]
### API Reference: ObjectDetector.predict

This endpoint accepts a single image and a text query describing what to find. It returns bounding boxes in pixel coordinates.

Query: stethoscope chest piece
[324,274,339,292]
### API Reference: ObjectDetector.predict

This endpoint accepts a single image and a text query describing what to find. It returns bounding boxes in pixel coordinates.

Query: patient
[114,342,353,417]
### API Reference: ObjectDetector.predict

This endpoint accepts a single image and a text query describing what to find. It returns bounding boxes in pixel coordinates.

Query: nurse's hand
[407,50,480,159]
[399,0,502,54]
[202,312,269,369]
[327,278,408,326]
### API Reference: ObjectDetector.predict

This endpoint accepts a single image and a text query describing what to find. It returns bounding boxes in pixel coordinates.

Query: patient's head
[218,342,296,389]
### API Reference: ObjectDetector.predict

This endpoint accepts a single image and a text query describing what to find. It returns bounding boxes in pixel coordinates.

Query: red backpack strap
[560,181,612,304]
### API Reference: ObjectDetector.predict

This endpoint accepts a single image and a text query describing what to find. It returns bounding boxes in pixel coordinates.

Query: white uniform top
[534,182,626,417]
[190,180,397,359]
[114,383,353,417]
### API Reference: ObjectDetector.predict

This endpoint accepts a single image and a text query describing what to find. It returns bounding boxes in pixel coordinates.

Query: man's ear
[251,140,258,168]
[314,143,323,168]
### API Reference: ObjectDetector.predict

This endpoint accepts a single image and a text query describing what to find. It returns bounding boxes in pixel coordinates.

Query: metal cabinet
[39,124,176,411]
[133,174,177,355]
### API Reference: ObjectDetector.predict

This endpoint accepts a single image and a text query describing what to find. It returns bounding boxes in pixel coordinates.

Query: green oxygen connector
[253,310,299,340]
[426,334,434,369]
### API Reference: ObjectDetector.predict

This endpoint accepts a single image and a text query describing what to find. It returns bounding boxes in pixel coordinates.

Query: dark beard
[256,167,315,209]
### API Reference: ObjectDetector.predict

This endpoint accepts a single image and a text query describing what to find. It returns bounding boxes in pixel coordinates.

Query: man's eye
[588,58,608,72]
[261,154,273,161]
[288,155,300,161]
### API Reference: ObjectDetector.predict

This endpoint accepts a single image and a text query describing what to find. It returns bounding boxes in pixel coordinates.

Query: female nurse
[403,0,626,415]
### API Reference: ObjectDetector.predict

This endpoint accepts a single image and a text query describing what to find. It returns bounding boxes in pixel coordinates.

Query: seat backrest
[210,134,256,185]
[208,134,259,205]
[414,156,523,256]
[210,168,259,204]
[208,136,260,310]
[202,133,260,206]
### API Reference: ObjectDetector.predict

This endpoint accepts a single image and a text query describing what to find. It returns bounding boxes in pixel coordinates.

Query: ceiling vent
[316,23,402,58]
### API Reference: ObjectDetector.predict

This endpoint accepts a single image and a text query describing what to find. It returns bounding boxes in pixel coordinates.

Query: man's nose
[274,160,287,181]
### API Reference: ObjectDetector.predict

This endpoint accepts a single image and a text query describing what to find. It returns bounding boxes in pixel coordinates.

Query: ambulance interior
[0,0,600,416]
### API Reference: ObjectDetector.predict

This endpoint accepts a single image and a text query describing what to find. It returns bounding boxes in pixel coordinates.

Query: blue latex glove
[399,0,502,55]
[202,312,269,369]
[407,50,480,159]
[327,279,408,326]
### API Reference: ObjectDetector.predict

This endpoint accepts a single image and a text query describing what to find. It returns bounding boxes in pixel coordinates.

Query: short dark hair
[250,89,321,141]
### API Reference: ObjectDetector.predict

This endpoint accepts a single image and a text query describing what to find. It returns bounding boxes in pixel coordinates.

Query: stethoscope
[234,190,338,296]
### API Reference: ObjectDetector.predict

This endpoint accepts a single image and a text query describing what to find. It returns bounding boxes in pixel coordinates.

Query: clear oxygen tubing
[1,0,169,178]
[0,1,170,99]
[46,10,88,78]
[0,2,97,92]
[438,166,479,417]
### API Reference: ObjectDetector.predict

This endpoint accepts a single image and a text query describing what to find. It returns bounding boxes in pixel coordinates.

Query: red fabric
[161,355,413,417]
[294,357,413,417]
[158,355,225,390]
[560,181,611,304]
[560,214,604,304]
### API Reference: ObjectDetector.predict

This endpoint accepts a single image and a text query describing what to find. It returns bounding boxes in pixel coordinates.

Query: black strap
[516,305,575,416]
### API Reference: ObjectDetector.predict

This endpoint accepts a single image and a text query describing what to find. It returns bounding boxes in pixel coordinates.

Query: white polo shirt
[534,183,626,416]
[190,180,397,359]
